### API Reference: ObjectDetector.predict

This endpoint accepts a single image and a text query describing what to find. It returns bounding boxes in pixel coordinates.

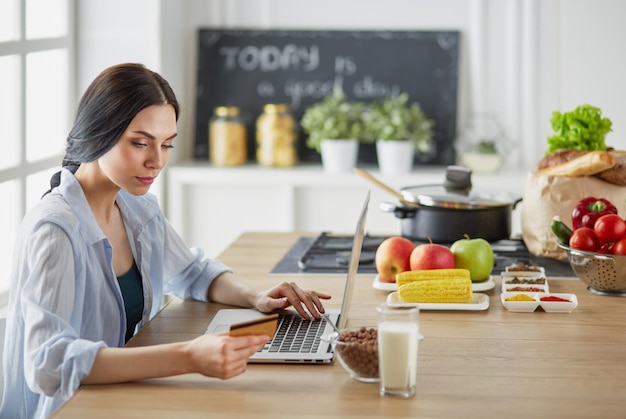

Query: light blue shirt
[0,168,232,418]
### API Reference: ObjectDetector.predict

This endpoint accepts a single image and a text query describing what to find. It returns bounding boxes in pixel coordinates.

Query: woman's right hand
[186,333,269,379]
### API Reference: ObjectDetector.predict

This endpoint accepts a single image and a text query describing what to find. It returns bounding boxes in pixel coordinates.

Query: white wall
[77,0,626,194]
[76,0,161,91]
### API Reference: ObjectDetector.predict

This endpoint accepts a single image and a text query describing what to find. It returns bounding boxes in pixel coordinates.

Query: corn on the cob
[396,268,471,288]
[398,276,473,304]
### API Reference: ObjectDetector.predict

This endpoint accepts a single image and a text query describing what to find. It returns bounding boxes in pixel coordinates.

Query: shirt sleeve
[160,217,233,302]
[20,221,106,399]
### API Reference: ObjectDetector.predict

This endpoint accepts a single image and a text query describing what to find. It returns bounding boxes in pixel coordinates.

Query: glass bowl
[323,327,379,383]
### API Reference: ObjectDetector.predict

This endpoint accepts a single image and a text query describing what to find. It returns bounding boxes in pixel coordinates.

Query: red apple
[409,243,455,270]
[375,237,416,282]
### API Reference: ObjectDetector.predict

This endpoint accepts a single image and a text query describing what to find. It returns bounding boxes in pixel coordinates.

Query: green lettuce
[546,104,612,153]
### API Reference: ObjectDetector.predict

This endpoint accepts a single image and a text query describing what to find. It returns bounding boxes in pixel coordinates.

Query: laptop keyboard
[261,314,325,353]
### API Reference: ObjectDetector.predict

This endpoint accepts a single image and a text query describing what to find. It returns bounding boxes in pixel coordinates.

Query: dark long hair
[45,63,179,195]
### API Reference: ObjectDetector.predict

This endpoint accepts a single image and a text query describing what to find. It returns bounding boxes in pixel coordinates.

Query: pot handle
[379,201,417,219]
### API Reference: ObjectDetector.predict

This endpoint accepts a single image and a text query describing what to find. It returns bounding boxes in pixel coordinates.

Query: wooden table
[54,232,626,418]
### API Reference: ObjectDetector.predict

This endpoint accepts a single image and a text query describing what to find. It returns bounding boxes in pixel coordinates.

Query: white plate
[373,275,496,292]
[386,292,490,311]
[372,275,398,291]
[472,276,496,292]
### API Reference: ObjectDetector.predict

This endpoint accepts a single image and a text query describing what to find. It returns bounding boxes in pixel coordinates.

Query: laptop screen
[337,190,370,330]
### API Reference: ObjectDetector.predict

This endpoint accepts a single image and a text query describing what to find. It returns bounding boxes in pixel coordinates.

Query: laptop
[205,190,370,363]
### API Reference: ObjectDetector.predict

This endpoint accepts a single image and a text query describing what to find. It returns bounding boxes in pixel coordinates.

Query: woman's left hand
[254,282,331,320]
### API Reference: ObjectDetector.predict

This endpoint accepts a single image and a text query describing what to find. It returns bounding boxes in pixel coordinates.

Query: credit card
[228,313,279,337]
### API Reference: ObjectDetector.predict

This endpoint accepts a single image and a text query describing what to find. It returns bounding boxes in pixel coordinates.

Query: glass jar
[256,104,298,167]
[209,106,247,166]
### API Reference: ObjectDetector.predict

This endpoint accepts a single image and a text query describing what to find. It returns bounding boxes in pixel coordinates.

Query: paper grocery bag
[521,172,626,261]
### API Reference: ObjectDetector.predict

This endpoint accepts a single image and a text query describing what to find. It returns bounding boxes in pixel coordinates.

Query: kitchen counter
[54,232,626,419]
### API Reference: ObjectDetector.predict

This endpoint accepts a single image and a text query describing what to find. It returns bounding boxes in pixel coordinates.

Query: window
[0,0,74,305]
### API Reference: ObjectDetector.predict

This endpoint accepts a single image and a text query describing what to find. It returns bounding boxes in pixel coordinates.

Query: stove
[270,232,575,278]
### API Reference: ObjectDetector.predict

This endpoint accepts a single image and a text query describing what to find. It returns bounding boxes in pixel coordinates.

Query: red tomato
[569,227,600,251]
[612,237,626,255]
[593,214,626,244]
[597,242,614,254]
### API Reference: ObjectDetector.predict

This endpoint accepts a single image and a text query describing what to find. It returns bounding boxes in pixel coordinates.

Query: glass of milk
[376,302,420,398]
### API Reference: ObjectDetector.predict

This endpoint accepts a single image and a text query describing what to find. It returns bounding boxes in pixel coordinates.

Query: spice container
[256,104,298,167]
[209,106,247,166]
[500,292,540,312]
[500,292,578,313]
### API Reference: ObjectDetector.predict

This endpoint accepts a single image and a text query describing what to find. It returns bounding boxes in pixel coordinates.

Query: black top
[116,261,144,343]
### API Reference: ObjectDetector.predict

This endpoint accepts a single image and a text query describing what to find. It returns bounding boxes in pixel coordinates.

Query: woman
[0,63,331,418]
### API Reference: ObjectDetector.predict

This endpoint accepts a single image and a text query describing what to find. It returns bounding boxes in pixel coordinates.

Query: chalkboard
[194,29,459,165]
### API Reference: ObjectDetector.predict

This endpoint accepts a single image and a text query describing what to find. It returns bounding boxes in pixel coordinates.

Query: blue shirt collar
[57,167,161,244]
[58,168,106,245]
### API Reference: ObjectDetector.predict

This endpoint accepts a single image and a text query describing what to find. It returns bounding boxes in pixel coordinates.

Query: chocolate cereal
[336,327,379,379]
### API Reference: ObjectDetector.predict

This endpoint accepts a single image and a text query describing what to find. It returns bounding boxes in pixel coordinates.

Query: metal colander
[559,244,626,296]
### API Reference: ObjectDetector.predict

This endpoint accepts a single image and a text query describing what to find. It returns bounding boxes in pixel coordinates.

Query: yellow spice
[505,294,536,302]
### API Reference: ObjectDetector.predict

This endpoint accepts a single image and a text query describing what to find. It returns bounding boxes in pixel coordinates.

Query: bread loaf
[537,150,616,177]
[537,149,587,171]
[595,150,626,185]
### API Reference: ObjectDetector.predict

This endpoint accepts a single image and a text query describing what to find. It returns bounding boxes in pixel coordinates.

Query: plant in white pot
[301,87,367,173]
[365,93,434,175]
[456,114,508,173]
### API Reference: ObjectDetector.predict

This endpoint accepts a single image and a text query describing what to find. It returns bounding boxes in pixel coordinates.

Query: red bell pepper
[571,197,618,230]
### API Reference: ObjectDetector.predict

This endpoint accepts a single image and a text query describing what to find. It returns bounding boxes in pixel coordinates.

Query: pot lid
[400,185,516,209]
[400,166,517,209]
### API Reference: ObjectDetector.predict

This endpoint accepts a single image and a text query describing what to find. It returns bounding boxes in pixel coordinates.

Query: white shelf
[166,161,528,257]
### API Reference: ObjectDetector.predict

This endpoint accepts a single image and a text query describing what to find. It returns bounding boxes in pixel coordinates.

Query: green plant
[364,93,434,152]
[546,104,612,153]
[476,140,497,154]
[300,87,367,152]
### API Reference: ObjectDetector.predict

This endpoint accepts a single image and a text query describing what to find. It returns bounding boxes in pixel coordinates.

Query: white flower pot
[376,140,415,175]
[320,139,359,173]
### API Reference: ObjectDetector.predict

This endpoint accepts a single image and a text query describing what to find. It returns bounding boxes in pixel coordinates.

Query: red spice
[540,295,571,302]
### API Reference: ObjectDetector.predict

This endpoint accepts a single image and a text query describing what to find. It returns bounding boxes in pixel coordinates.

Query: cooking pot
[379,166,522,243]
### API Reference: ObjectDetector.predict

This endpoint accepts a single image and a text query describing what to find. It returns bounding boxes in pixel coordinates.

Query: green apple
[450,236,494,282]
